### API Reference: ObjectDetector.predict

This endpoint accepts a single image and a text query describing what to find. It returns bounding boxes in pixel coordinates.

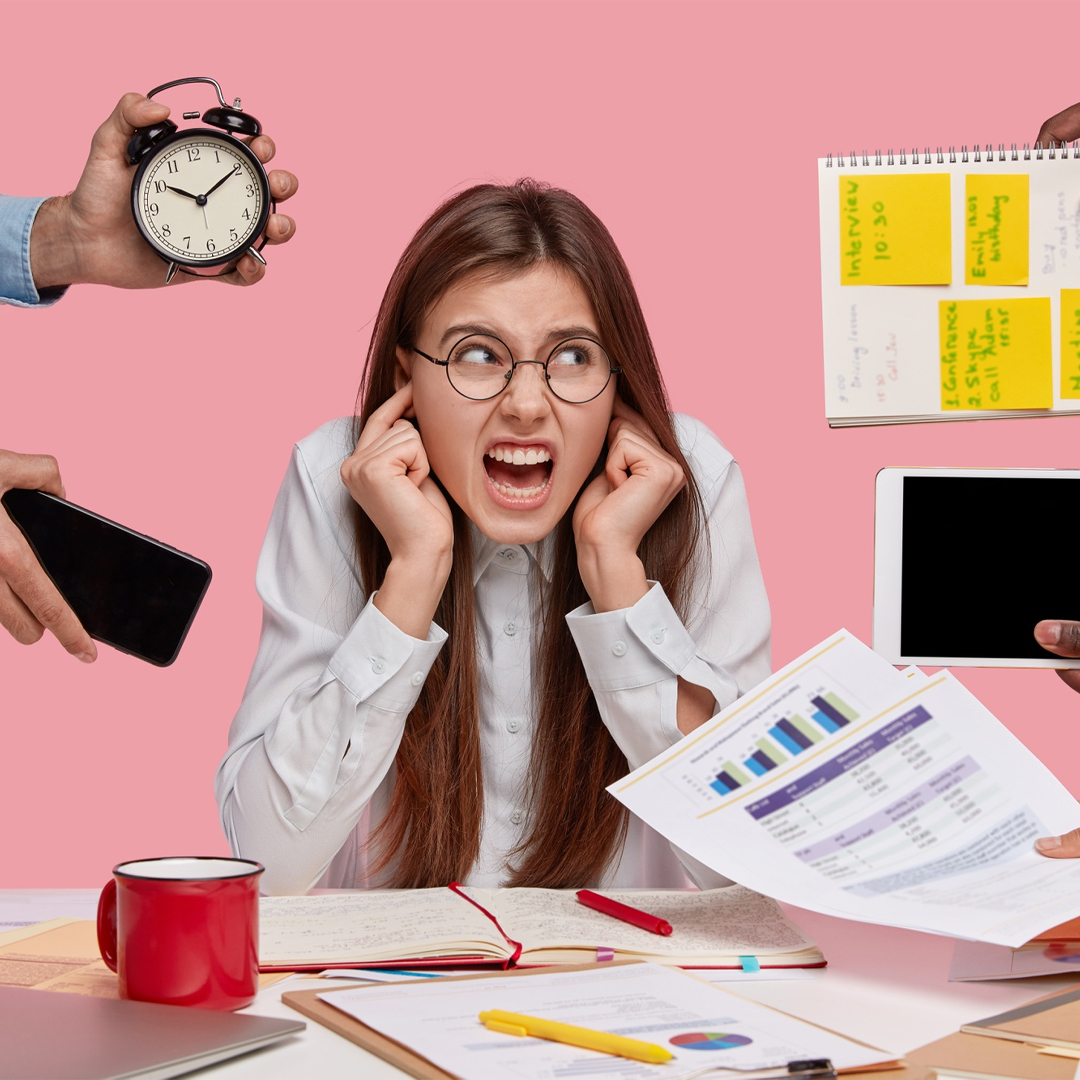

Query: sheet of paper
[610,630,1080,948]
[965,174,1029,285]
[0,889,99,930]
[840,173,951,285]
[691,967,818,983]
[0,919,118,998]
[320,963,893,1080]
[482,886,817,957]
[949,938,1080,981]
[1060,289,1080,398]
[940,297,1052,409]
[260,888,505,965]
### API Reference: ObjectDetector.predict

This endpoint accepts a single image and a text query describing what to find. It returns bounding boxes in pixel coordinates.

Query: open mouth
[483,445,554,500]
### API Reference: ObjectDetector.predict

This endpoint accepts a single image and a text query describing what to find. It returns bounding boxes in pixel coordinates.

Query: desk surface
[4,892,1079,1079]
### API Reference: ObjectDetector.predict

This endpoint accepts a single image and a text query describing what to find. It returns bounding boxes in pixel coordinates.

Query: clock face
[131,129,270,267]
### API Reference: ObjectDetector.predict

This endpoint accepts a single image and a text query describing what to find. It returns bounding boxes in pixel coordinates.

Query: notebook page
[818,152,1080,423]
[489,886,816,956]
[259,888,505,965]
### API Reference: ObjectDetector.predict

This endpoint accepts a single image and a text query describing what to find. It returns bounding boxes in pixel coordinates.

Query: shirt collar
[469,522,555,585]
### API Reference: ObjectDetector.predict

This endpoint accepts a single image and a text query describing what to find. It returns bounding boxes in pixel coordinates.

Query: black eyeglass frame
[410,333,622,404]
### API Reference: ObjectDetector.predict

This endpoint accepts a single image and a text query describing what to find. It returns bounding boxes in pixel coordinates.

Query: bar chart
[708,690,860,796]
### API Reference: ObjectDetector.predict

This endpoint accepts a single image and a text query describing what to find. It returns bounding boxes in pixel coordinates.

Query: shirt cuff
[328,594,447,710]
[0,196,68,307]
[565,582,698,690]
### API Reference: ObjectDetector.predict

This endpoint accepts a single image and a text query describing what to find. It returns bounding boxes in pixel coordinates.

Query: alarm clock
[127,77,274,283]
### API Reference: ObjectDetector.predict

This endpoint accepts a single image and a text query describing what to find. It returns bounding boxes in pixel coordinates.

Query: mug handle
[96,878,118,972]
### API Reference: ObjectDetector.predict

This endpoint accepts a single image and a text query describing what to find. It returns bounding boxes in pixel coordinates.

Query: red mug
[97,856,263,1010]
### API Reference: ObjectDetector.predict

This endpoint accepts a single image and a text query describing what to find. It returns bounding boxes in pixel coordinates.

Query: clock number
[229,228,238,242]
[207,238,216,252]
[161,224,171,238]
[245,183,256,198]
[242,208,251,221]
[213,150,221,163]
[186,147,201,163]
[183,236,191,249]
[149,203,159,216]
[154,180,167,193]
[166,160,179,174]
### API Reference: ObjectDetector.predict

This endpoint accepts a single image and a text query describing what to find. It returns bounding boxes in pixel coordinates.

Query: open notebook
[259,885,824,971]
[818,145,1080,425]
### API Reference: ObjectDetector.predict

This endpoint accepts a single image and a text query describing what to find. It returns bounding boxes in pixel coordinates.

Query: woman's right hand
[341,384,452,560]
[340,385,453,637]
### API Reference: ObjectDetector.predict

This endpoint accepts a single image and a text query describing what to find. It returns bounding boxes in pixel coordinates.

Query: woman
[215,181,770,894]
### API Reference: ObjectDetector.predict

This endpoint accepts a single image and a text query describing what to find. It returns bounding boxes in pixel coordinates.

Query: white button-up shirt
[215,414,771,894]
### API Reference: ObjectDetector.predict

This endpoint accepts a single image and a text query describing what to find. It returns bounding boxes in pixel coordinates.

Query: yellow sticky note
[940,298,1051,410]
[965,175,1029,285]
[1061,290,1080,398]
[839,174,951,285]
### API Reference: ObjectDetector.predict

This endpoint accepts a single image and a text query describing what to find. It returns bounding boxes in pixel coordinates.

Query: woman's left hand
[573,398,686,612]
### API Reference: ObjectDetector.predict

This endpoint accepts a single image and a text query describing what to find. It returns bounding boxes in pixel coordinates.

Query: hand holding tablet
[873,467,1080,669]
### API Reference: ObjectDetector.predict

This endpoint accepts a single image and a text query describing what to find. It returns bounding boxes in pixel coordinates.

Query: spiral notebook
[818,145,1080,426]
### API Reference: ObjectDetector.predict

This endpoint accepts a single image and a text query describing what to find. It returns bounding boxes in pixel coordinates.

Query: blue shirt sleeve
[0,195,68,307]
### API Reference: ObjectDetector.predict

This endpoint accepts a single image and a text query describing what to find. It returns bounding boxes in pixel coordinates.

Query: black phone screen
[900,475,1080,660]
[1,488,212,666]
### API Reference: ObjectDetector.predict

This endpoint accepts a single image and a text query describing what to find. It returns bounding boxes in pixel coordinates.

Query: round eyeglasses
[411,333,621,404]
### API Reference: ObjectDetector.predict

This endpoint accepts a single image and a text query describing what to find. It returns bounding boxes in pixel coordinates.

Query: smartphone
[1,488,212,667]
[873,467,1080,668]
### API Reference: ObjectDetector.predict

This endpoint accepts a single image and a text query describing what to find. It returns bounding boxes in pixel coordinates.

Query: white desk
[5,892,1079,1079]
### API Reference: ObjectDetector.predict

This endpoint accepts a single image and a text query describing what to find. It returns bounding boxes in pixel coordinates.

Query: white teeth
[490,474,552,499]
[485,446,551,463]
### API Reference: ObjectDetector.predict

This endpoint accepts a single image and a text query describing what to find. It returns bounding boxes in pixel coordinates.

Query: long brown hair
[354,180,705,888]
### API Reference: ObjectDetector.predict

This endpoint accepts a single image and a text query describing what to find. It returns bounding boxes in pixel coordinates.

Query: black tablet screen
[900,476,1080,660]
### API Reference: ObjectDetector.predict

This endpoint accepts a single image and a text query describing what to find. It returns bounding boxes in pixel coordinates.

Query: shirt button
[650,628,666,645]
[504,622,517,637]
[507,718,521,733]
[510,810,523,825]
[371,658,386,674]
[410,671,424,687]
[500,549,516,561]
[612,640,628,657]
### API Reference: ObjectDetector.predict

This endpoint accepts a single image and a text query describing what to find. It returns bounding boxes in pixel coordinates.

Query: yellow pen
[478,1009,673,1064]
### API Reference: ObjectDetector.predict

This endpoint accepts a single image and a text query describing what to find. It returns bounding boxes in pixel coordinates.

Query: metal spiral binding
[824,141,1080,165]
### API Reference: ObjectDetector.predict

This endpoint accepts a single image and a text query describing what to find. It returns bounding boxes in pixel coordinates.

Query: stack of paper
[611,630,1080,947]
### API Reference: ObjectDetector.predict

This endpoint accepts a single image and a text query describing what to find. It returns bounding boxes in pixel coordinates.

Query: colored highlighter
[576,890,673,936]
[479,1009,673,1063]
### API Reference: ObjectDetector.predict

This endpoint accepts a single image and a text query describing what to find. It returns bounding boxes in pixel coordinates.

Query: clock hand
[166,185,200,201]
[202,168,237,199]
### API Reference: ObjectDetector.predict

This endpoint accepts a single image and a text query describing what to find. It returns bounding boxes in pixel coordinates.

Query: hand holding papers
[609,631,1080,947]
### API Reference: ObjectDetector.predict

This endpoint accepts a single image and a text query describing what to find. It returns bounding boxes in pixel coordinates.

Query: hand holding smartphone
[1,488,211,666]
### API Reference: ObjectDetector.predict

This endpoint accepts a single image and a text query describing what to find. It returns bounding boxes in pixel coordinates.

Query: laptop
[0,986,305,1079]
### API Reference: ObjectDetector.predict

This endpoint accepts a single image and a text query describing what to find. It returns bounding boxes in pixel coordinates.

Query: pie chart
[1044,944,1080,964]
[670,1032,754,1050]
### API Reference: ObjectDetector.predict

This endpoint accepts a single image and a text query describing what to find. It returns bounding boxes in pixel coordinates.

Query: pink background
[3,0,1080,887]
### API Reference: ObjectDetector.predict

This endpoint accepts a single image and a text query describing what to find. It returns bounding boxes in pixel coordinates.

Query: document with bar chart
[610,630,1080,947]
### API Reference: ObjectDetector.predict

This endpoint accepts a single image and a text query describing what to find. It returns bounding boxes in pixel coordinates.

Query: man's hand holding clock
[29,92,297,292]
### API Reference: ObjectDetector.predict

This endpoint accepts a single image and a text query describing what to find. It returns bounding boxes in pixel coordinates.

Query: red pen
[576,890,673,936]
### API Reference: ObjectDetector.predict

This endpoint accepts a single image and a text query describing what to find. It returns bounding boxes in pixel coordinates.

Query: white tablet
[873,467,1080,668]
